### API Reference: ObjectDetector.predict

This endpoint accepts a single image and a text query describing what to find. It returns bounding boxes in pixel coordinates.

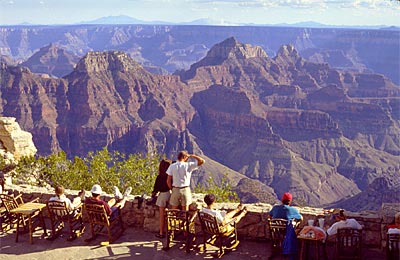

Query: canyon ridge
[0,25,399,210]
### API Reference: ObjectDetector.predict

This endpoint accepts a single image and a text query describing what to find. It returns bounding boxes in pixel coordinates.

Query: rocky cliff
[0,25,398,84]
[0,37,399,208]
[0,117,37,162]
[21,43,80,78]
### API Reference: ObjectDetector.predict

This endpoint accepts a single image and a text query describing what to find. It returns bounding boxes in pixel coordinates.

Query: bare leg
[108,198,116,207]
[72,197,82,208]
[181,205,189,211]
[114,198,127,209]
[171,205,180,209]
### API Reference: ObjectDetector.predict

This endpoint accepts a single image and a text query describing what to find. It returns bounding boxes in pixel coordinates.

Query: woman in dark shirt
[152,159,172,238]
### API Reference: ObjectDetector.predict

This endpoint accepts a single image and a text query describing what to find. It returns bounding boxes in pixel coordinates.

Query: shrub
[194,173,239,203]
[14,148,161,195]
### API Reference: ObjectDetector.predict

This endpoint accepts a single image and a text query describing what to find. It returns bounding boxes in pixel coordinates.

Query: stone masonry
[7,183,398,250]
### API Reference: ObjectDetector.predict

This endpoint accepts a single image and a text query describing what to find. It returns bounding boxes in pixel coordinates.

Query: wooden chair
[163,209,197,253]
[84,203,123,245]
[1,201,9,231]
[46,200,85,241]
[386,233,400,260]
[268,218,288,258]
[336,228,362,259]
[0,193,38,230]
[198,210,239,258]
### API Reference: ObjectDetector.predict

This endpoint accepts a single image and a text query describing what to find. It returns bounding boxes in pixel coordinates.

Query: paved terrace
[1,185,397,260]
[0,225,387,260]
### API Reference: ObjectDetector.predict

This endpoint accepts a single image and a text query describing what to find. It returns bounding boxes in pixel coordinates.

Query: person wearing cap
[166,150,205,211]
[85,184,132,218]
[49,185,85,211]
[269,192,303,221]
[326,210,362,236]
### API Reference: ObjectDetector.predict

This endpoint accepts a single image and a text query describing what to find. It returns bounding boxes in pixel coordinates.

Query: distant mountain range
[12,15,399,30]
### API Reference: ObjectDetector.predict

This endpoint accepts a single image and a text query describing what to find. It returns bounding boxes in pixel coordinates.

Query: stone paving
[0,223,386,260]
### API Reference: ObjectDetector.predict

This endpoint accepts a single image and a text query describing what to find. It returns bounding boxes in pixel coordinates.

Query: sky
[0,0,399,26]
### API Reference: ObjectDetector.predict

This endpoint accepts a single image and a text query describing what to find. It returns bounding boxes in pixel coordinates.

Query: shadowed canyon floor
[0,225,386,260]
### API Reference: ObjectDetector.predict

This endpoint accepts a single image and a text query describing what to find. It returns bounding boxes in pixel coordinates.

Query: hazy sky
[0,0,399,26]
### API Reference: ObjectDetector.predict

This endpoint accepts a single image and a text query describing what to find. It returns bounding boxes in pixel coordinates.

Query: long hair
[159,159,172,175]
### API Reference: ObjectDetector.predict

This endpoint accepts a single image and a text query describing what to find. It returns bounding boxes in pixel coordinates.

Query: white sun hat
[90,184,103,194]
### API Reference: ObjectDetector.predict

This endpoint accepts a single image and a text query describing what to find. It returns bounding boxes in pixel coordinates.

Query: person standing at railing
[152,159,172,238]
[166,150,205,211]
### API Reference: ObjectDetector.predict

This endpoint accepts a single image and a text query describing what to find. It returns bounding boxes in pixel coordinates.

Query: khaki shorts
[169,187,192,207]
[156,191,171,208]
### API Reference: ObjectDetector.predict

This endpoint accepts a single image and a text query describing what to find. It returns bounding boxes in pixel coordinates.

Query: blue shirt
[269,204,302,220]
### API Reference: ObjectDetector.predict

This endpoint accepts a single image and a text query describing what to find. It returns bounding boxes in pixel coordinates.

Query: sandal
[155,233,165,239]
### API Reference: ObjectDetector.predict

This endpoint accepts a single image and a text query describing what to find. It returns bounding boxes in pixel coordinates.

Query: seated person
[85,184,132,218]
[201,193,247,229]
[387,212,400,232]
[49,185,85,211]
[326,209,362,236]
[269,192,303,223]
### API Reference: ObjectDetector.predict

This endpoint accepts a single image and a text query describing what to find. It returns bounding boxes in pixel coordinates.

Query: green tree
[194,173,239,203]
[12,148,161,196]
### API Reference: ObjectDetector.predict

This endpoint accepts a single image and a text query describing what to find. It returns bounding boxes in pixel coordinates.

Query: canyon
[0,25,399,210]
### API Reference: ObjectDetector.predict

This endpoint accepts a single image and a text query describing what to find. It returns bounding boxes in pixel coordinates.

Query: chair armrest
[28,197,40,203]
[189,211,198,223]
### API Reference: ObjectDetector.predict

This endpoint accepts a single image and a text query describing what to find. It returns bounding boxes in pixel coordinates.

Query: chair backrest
[85,203,110,226]
[198,210,221,235]
[0,194,21,212]
[268,218,288,243]
[47,200,72,219]
[387,233,400,259]
[166,209,191,233]
[336,228,362,259]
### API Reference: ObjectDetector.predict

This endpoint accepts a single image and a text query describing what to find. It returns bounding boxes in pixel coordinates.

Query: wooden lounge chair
[46,200,85,241]
[0,193,38,231]
[198,210,239,258]
[84,204,123,245]
[163,209,197,253]
[336,228,362,259]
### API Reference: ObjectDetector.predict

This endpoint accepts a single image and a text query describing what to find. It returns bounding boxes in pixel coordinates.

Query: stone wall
[9,184,398,249]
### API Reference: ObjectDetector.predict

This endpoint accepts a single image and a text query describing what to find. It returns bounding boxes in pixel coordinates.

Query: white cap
[90,184,103,195]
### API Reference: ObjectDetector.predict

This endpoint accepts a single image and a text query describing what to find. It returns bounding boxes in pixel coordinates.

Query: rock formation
[0,25,398,84]
[21,43,80,78]
[0,117,37,161]
[0,37,399,209]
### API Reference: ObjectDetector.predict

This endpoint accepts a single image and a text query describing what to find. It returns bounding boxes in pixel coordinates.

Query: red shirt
[85,197,112,216]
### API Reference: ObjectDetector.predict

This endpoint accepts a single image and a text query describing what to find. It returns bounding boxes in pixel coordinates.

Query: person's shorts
[156,191,171,207]
[169,187,192,207]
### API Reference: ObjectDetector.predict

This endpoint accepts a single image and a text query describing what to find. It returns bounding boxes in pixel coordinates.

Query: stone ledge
[5,183,398,248]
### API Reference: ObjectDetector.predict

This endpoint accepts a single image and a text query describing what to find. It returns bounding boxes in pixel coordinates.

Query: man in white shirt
[166,150,205,211]
[327,217,362,236]
[49,186,85,211]
[201,194,247,230]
